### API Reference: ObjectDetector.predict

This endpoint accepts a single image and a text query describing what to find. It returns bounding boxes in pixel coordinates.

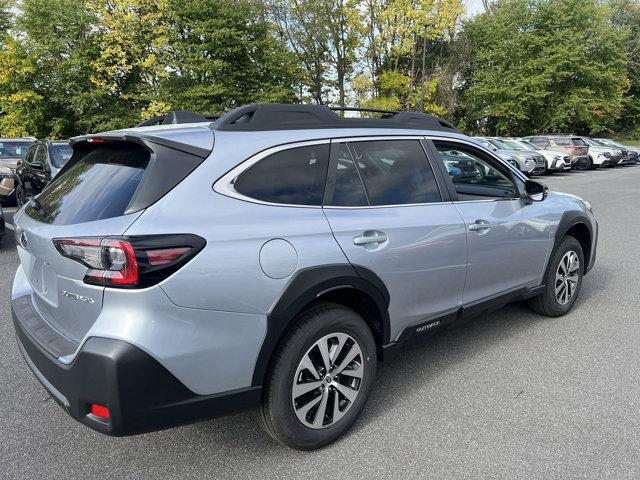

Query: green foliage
[0,0,638,138]
[458,0,629,135]
[162,0,299,114]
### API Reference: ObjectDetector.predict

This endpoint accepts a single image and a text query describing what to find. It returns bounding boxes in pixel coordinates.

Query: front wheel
[258,303,377,450]
[528,236,584,317]
[15,184,27,207]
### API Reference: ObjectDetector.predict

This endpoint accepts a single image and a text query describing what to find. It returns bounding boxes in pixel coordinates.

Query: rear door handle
[353,231,388,246]
[468,220,492,232]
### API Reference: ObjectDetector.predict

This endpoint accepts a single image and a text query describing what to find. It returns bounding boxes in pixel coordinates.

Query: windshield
[474,138,494,149]
[501,140,534,151]
[0,141,34,159]
[487,138,513,150]
[49,143,73,168]
[583,138,600,147]
[595,138,619,148]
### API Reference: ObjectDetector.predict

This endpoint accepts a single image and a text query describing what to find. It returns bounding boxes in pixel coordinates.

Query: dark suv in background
[0,137,37,203]
[15,140,72,206]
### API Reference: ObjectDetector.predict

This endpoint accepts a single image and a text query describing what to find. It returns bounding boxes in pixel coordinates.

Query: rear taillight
[53,234,205,288]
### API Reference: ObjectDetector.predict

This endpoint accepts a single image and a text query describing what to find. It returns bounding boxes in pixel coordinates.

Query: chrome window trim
[212,139,330,209]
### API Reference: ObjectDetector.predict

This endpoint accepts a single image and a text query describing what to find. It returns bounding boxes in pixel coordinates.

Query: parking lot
[1,165,639,480]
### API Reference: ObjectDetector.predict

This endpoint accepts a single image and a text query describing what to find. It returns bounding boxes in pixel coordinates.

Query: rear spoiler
[50,128,214,214]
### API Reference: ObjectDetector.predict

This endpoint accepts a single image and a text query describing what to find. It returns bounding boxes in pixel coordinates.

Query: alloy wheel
[291,332,364,429]
[555,250,580,305]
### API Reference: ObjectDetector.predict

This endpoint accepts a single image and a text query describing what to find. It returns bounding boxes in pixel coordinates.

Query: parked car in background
[0,202,5,244]
[472,137,527,173]
[0,137,37,203]
[439,148,484,181]
[501,138,571,173]
[475,137,545,175]
[593,138,639,165]
[15,140,72,206]
[10,104,598,450]
[523,135,590,170]
[580,137,624,168]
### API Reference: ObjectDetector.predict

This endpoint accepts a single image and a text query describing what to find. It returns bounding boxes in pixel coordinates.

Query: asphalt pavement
[1,166,639,479]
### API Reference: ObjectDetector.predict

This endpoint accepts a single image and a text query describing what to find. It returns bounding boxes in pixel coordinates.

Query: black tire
[15,184,27,207]
[258,302,377,450]
[528,236,584,317]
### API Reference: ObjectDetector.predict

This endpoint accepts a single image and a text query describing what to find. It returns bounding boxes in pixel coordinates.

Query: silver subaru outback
[11,104,597,450]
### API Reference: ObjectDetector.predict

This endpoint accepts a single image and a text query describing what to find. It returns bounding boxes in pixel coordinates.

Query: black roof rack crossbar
[212,103,460,133]
[136,110,218,128]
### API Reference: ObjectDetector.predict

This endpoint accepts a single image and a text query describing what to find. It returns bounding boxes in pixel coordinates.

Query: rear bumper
[12,295,261,436]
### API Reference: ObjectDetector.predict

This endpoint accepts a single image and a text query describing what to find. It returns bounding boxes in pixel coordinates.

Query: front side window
[345,140,441,206]
[234,144,330,206]
[434,141,518,200]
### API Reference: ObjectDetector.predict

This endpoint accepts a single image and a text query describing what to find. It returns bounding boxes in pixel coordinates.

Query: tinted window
[26,144,149,225]
[327,144,368,206]
[234,144,329,205]
[49,143,73,168]
[34,146,46,165]
[529,137,548,147]
[348,140,441,205]
[434,142,517,199]
[571,138,586,146]
[23,145,37,164]
[553,137,571,146]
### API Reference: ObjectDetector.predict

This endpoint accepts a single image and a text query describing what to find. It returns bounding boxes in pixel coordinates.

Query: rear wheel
[528,236,584,317]
[258,303,377,450]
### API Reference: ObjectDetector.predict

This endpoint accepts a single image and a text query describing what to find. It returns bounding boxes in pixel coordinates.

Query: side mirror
[524,179,548,203]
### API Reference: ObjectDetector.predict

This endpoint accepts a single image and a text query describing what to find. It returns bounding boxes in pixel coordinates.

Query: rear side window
[26,144,149,225]
[571,138,586,146]
[49,143,73,168]
[234,144,329,206]
[347,140,441,206]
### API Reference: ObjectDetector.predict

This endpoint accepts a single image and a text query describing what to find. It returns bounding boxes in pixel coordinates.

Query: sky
[465,0,486,17]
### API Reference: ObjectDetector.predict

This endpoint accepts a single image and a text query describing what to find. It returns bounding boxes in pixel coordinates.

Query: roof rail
[212,103,460,133]
[136,110,219,128]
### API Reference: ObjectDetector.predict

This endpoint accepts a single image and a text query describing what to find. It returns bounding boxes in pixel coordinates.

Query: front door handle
[468,220,492,232]
[353,231,388,246]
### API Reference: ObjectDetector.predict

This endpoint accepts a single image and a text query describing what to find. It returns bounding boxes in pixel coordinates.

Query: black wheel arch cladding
[552,210,594,275]
[251,264,390,387]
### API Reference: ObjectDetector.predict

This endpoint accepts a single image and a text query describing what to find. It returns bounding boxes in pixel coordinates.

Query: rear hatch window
[571,138,587,146]
[26,144,149,225]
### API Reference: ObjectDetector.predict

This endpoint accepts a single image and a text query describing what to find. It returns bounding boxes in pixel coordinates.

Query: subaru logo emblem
[19,230,28,250]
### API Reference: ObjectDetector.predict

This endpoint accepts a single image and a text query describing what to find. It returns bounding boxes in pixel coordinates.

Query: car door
[20,145,38,196]
[429,139,551,305]
[31,145,49,193]
[322,138,468,341]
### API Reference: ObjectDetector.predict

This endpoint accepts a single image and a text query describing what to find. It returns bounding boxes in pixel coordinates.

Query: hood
[495,150,516,160]
[0,157,20,170]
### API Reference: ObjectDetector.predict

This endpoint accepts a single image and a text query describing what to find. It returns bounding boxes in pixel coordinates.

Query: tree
[608,0,640,137]
[0,0,98,138]
[355,0,464,114]
[161,0,299,114]
[458,0,628,135]
[89,0,172,129]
